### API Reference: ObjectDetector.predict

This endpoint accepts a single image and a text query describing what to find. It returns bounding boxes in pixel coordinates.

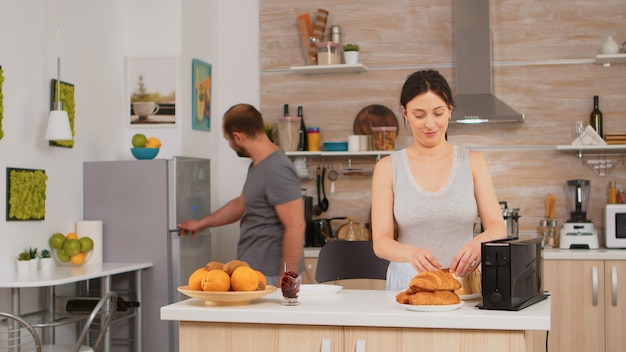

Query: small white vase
[40,258,55,272]
[16,260,30,274]
[344,51,359,65]
[600,36,619,54]
[29,258,39,272]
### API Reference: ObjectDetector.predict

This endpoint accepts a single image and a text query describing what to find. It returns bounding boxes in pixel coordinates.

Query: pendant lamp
[45,0,72,141]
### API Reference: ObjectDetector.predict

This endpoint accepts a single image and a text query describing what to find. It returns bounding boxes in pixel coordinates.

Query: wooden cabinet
[179,322,530,352]
[543,260,626,352]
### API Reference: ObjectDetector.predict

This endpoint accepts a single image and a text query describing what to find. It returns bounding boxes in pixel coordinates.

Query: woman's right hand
[405,247,442,273]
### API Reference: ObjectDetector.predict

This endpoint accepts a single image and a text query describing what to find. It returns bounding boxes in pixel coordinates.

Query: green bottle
[589,95,603,140]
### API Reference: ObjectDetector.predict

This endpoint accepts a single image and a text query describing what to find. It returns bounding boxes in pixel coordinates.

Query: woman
[370,70,506,291]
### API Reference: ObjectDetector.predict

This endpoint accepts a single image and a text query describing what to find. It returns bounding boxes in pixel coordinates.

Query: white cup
[133,102,160,118]
[348,135,360,152]
[359,135,371,151]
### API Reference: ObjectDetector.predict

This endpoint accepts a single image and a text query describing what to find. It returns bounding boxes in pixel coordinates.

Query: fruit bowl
[52,248,93,267]
[131,147,159,160]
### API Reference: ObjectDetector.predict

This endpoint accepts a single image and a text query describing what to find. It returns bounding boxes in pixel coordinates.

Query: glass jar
[316,41,341,65]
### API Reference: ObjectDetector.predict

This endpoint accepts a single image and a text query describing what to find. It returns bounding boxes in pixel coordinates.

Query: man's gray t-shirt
[238,150,304,276]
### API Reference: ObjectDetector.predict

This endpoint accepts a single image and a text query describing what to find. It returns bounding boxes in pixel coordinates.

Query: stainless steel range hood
[451,0,524,124]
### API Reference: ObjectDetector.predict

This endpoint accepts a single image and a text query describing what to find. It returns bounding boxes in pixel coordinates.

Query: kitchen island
[161,289,549,352]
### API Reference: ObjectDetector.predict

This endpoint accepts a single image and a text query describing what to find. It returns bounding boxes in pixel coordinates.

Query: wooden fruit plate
[177,285,276,306]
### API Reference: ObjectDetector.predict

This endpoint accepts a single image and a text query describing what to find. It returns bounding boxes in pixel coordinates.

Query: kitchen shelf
[286,150,391,158]
[594,53,626,66]
[288,63,368,75]
[556,144,626,157]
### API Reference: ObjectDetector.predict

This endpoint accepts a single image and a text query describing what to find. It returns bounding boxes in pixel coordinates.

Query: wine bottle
[283,103,289,117]
[589,95,603,140]
[297,106,308,151]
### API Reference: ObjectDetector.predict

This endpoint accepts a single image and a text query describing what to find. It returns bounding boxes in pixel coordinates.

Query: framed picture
[192,58,211,132]
[127,56,178,127]
[49,79,75,148]
[6,167,47,221]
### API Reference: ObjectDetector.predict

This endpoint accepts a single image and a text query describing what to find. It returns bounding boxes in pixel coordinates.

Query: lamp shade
[45,109,72,140]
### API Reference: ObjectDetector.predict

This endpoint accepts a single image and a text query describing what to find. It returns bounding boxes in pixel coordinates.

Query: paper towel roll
[76,220,103,264]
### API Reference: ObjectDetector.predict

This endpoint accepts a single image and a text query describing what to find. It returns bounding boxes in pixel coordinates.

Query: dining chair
[315,240,389,289]
[0,311,42,352]
[42,291,118,352]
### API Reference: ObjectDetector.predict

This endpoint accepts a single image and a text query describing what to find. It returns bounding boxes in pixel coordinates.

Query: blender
[559,179,599,249]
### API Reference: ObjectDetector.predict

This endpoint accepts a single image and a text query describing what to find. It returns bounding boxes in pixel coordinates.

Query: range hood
[451,0,524,124]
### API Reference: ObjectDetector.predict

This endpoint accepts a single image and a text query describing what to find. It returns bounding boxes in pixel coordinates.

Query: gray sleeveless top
[386,146,477,291]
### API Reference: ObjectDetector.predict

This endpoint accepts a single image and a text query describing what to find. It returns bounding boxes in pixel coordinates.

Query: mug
[133,102,160,118]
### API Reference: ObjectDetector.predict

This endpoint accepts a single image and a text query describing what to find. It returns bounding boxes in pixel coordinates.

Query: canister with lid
[330,25,341,44]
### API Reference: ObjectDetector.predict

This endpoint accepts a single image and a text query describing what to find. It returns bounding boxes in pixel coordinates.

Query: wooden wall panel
[260,0,626,234]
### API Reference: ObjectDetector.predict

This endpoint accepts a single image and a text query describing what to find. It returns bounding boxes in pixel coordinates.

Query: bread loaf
[410,270,461,292]
[408,290,460,305]
[468,267,482,293]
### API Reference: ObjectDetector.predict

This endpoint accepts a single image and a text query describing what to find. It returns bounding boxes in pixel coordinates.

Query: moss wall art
[49,79,75,148]
[6,168,48,221]
[0,66,4,140]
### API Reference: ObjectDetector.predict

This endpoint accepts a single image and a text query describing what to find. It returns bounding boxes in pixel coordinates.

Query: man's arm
[274,197,305,273]
[178,193,245,236]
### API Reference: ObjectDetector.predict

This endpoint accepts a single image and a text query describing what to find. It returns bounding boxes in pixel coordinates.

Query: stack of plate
[604,133,626,145]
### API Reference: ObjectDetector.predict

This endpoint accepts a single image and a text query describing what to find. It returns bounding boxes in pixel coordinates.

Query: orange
[70,252,86,266]
[188,268,208,291]
[230,266,260,292]
[255,270,267,290]
[201,269,231,292]
[66,232,78,240]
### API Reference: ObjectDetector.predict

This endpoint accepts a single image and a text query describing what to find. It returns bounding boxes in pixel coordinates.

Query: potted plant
[16,251,30,274]
[40,249,54,271]
[342,43,360,65]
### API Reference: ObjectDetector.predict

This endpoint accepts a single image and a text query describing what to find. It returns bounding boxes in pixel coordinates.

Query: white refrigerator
[83,157,211,352]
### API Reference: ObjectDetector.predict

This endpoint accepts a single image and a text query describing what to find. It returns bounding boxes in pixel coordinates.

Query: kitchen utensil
[312,217,347,246]
[560,179,599,249]
[545,193,556,220]
[321,167,329,212]
[353,104,399,135]
[328,163,338,197]
[297,14,315,65]
[303,194,314,247]
[312,8,328,42]
[314,167,322,216]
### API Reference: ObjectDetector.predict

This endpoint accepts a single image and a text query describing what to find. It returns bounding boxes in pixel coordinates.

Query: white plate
[459,293,482,301]
[399,301,465,312]
[299,284,343,296]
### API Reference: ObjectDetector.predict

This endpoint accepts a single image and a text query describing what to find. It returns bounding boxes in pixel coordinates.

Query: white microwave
[605,204,626,248]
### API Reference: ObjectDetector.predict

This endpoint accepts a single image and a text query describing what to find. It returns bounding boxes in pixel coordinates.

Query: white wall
[0,0,258,305]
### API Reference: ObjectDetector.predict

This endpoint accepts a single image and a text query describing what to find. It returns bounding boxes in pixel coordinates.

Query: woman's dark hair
[400,70,455,110]
[223,103,265,137]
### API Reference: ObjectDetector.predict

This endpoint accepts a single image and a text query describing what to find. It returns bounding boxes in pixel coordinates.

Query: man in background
[178,103,305,285]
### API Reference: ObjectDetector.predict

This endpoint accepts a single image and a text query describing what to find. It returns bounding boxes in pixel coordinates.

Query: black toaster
[480,236,548,310]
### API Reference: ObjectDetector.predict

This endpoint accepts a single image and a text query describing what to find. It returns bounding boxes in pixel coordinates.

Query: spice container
[307,126,320,151]
[609,180,617,204]
[316,41,341,65]
[371,126,398,151]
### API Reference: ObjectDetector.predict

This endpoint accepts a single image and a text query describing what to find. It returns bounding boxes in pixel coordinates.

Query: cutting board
[353,104,399,135]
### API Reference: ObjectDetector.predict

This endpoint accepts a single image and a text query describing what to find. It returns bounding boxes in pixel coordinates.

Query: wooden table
[0,262,152,352]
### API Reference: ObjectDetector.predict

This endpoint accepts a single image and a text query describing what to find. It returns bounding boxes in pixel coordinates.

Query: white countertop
[542,248,626,260]
[0,262,153,288]
[161,289,550,331]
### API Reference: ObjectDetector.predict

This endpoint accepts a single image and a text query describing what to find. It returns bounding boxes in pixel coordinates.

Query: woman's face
[402,91,451,146]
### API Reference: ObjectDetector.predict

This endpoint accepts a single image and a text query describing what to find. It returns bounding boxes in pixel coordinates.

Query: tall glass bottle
[283,103,289,117]
[589,95,603,140]
[297,106,308,151]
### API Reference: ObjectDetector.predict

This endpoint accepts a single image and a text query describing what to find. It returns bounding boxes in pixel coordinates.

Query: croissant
[408,290,460,305]
[410,270,462,292]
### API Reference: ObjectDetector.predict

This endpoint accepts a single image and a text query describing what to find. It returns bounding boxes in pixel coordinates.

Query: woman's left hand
[449,239,481,276]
